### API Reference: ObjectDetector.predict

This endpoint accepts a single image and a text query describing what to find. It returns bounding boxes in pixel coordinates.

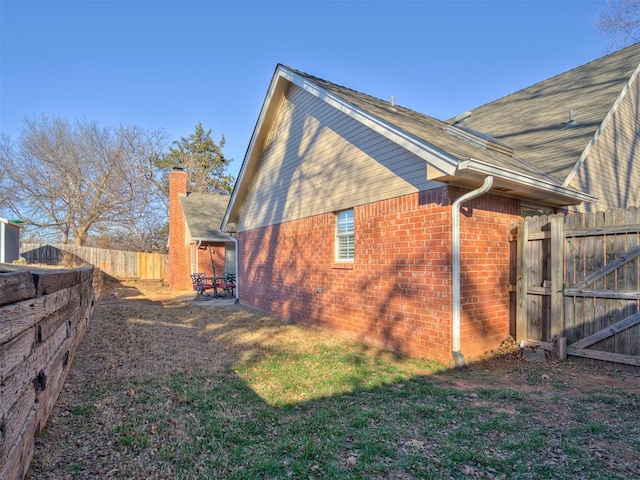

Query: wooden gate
[512,207,640,368]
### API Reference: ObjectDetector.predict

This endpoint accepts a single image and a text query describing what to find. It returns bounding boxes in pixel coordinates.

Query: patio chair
[215,273,236,297]
[191,273,215,300]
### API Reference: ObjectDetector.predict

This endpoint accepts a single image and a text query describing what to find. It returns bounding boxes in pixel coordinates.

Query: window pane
[338,235,354,260]
[336,209,354,261]
[337,210,354,234]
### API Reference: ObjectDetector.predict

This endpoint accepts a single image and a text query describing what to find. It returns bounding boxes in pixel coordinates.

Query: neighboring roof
[450,43,640,181]
[179,193,231,242]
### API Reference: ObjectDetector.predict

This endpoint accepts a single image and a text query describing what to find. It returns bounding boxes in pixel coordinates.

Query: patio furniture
[214,273,236,297]
[191,273,215,300]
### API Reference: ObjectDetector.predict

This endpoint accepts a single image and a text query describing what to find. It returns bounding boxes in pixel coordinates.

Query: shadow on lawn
[25,284,640,480]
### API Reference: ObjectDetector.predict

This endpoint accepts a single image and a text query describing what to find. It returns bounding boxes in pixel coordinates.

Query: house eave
[437,158,598,207]
[190,235,232,243]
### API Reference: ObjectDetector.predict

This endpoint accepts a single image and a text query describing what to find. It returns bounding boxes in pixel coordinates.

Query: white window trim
[335,209,354,262]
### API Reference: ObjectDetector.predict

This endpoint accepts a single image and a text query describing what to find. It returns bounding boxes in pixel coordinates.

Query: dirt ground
[25,280,640,479]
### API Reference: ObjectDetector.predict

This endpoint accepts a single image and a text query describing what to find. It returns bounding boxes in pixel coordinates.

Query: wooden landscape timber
[0,265,96,480]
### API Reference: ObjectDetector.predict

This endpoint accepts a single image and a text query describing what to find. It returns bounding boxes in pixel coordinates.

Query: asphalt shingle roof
[179,193,231,241]
[286,67,563,186]
[451,43,640,181]
[286,44,639,185]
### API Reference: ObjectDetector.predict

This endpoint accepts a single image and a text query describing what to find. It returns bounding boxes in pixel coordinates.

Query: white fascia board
[563,62,640,187]
[278,68,459,175]
[191,238,231,243]
[460,158,597,203]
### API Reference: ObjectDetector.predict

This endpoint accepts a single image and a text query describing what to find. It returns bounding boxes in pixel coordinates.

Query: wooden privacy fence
[20,243,168,281]
[512,206,640,368]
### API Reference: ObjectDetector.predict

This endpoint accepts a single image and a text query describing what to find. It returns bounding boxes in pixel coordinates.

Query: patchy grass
[26,285,640,479]
[40,365,639,479]
[236,341,443,406]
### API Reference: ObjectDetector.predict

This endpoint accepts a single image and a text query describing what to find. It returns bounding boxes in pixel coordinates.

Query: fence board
[550,215,564,339]
[584,213,599,342]
[564,213,579,342]
[516,219,527,341]
[627,207,639,356]
[567,348,640,366]
[529,215,545,340]
[570,312,640,349]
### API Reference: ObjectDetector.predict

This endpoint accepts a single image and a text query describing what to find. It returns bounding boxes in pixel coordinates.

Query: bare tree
[91,211,168,252]
[1,115,167,246]
[598,0,640,48]
[0,134,16,214]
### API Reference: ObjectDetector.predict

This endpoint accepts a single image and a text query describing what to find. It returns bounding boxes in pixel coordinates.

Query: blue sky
[1,0,612,180]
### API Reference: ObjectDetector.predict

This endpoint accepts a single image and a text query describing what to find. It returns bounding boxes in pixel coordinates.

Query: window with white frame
[335,209,354,262]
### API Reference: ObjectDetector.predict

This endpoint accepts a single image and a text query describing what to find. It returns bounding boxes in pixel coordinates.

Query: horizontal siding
[239,84,439,231]
[570,75,640,212]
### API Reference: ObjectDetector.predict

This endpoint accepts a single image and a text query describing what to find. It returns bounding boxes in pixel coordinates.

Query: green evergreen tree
[158,122,235,194]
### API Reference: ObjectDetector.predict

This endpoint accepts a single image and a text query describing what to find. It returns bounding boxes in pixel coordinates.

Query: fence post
[550,214,565,344]
[516,219,528,341]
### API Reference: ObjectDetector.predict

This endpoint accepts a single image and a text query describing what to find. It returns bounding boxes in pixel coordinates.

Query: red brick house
[221,45,639,364]
[168,168,235,291]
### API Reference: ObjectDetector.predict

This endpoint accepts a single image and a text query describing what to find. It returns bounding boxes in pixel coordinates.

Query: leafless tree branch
[3,115,167,247]
[597,0,640,49]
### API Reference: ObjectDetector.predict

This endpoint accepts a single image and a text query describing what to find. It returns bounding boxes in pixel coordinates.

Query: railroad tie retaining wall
[0,265,96,480]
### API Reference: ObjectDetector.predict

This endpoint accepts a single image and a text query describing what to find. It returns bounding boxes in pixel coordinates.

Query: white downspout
[451,176,493,367]
[195,240,202,274]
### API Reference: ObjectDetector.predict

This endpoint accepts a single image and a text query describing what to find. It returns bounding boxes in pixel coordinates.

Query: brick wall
[168,169,191,290]
[192,243,227,277]
[168,170,229,290]
[451,188,519,358]
[238,186,519,363]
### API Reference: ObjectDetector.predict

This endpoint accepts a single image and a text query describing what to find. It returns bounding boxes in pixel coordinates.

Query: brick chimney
[168,168,191,290]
